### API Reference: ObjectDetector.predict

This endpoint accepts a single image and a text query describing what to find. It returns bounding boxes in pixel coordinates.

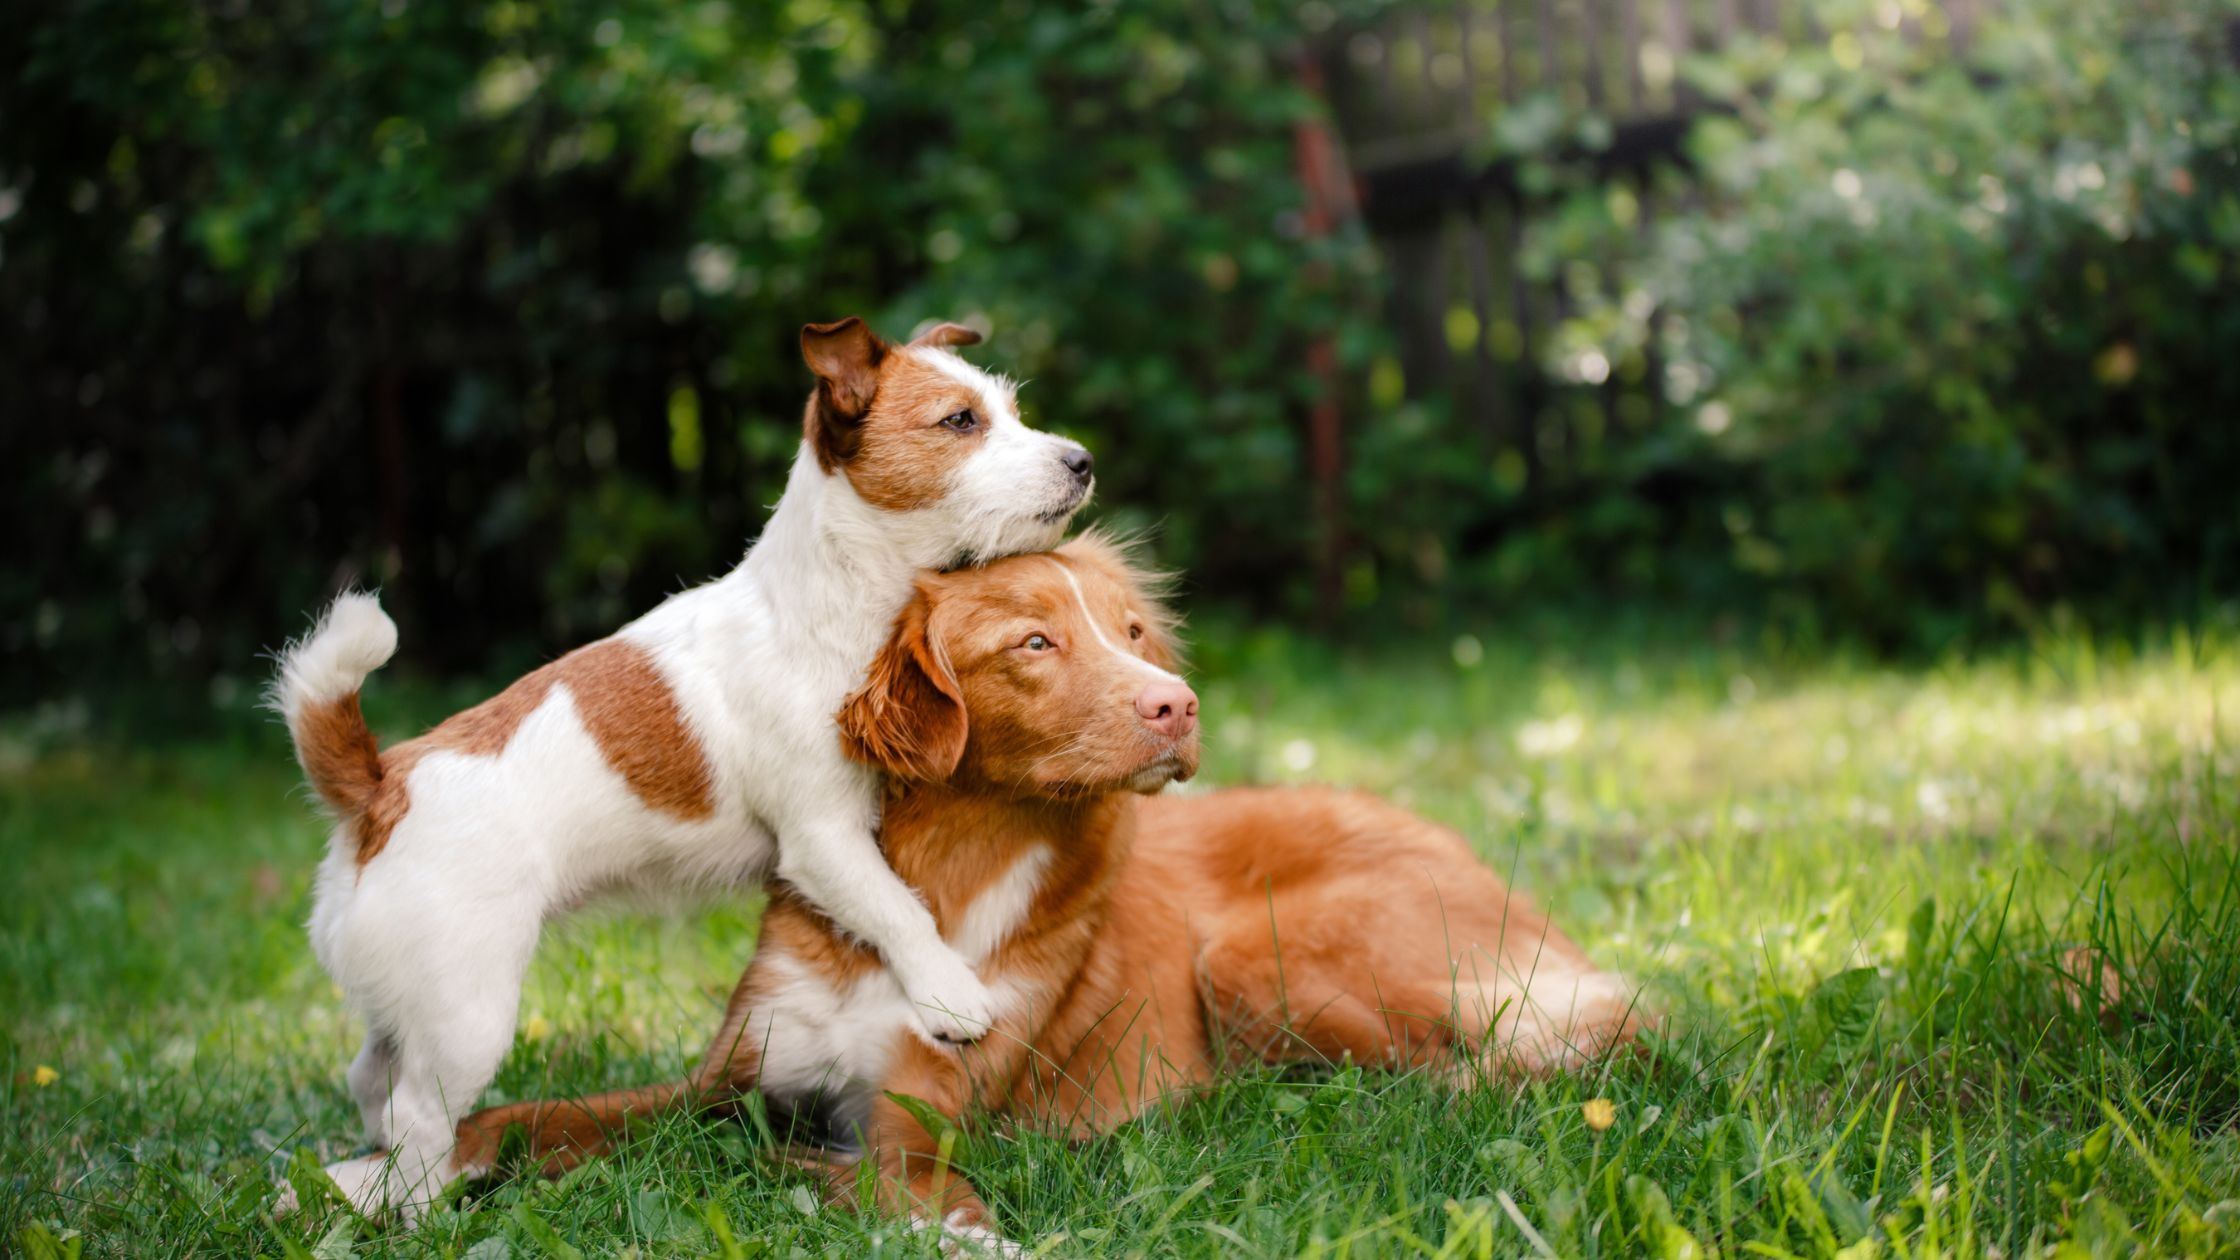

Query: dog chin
[1039,477,1093,523]
[1124,755,1194,794]
[960,512,1072,567]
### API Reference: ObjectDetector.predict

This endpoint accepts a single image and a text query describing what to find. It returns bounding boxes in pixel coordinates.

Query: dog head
[802,317,1093,563]
[837,531,1197,798]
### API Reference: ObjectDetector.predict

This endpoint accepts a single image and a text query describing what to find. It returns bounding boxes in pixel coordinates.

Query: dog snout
[1134,680,1198,739]
[1059,443,1093,484]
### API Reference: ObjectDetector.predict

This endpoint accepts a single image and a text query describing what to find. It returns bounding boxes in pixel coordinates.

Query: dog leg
[451,951,785,1178]
[774,815,996,1044]
[1195,923,1464,1072]
[850,1038,1000,1239]
[830,1001,1050,1246]
[345,1030,399,1147]
[334,900,538,1223]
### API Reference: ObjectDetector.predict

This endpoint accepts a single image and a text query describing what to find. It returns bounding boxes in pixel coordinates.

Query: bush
[0,0,1389,696]
[1534,0,2240,647]
[4,0,2233,693]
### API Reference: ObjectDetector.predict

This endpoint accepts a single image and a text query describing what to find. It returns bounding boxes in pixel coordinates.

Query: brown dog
[456,535,1640,1246]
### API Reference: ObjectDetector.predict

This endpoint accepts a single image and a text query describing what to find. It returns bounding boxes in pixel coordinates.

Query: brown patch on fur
[837,351,990,512]
[294,694,385,816]
[797,316,1002,509]
[801,317,889,473]
[909,322,982,349]
[565,640,719,820]
[354,640,714,865]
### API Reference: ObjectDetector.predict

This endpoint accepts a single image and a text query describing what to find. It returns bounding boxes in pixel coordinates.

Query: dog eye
[1128,624,1144,641]
[1022,633,1054,652]
[939,409,978,432]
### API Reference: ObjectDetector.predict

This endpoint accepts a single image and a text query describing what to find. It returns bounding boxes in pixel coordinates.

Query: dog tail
[454,1081,704,1178]
[270,591,398,818]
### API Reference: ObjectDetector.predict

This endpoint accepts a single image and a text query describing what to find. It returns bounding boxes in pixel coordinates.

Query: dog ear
[837,590,968,782]
[801,316,891,469]
[909,321,983,350]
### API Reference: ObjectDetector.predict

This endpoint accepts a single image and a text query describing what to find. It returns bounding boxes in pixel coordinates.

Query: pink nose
[1135,680,1199,739]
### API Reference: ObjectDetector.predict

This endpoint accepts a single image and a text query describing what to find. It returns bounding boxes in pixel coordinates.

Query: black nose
[1062,445,1094,481]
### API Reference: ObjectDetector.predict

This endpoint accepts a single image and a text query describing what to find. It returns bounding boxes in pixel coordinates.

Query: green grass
[5,616,2239,1258]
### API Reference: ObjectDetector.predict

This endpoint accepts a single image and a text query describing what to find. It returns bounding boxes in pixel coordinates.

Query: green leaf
[310,1220,356,1260]
[1802,967,1888,1066]
[14,1224,84,1260]
[882,1090,962,1145]
[1903,896,1937,975]
[510,1203,585,1260]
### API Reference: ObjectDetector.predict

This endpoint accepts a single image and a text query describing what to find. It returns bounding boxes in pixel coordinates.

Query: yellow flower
[1582,1098,1616,1132]
[32,1065,59,1088]
[523,1015,552,1042]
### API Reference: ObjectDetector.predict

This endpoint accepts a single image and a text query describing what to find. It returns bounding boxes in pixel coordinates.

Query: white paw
[904,958,997,1045]
[322,1152,399,1217]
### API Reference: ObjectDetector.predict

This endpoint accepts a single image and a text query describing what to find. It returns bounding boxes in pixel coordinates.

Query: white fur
[923,349,1094,561]
[950,846,1051,966]
[273,358,1087,1221]
[270,591,397,721]
[1049,558,1183,684]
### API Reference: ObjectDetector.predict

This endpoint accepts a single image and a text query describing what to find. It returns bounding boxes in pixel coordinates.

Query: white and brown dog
[270,317,1092,1218]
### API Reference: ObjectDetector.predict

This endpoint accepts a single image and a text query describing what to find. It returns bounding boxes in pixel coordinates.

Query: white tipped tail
[272,592,398,817]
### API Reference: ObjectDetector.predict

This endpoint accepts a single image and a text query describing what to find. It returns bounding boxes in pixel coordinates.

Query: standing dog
[272,318,1093,1218]
[456,536,1641,1248]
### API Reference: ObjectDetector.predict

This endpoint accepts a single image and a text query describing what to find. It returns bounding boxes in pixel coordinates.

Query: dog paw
[904,960,997,1045]
[321,1152,397,1216]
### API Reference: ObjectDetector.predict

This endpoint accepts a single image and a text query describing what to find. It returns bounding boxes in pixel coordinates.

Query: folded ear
[909,321,983,349]
[802,316,891,469]
[837,592,967,782]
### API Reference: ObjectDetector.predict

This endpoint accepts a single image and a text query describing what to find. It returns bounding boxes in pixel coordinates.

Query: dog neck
[876,782,1135,940]
[731,444,954,658]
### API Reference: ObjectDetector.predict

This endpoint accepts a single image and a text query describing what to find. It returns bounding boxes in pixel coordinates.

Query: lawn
[5,614,2238,1258]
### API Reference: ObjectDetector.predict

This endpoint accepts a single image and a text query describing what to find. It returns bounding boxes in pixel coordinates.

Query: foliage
[1525,0,2240,647]
[5,615,2239,1255]
[4,0,2236,692]
[1,0,1388,696]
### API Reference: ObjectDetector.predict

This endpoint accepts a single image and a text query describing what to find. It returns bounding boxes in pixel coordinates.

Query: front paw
[904,962,996,1045]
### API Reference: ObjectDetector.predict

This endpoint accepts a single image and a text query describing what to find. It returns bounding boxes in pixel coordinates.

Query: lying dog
[455,535,1641,1245]
[271,317,1093,1219]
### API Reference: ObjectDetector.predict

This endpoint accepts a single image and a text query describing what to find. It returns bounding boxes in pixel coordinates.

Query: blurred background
[4,0,2235,708]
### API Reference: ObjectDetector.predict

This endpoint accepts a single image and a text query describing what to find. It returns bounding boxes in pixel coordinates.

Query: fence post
[1292,49,1358,620]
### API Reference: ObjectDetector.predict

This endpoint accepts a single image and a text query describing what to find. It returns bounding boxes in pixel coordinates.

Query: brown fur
[294,694,386,816]
[908,322,982,350]
[800,317,887,471]
[799,315,998,510]
[455,542,1639,1234]
[836,592,968,782]
[337,639,714,865]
